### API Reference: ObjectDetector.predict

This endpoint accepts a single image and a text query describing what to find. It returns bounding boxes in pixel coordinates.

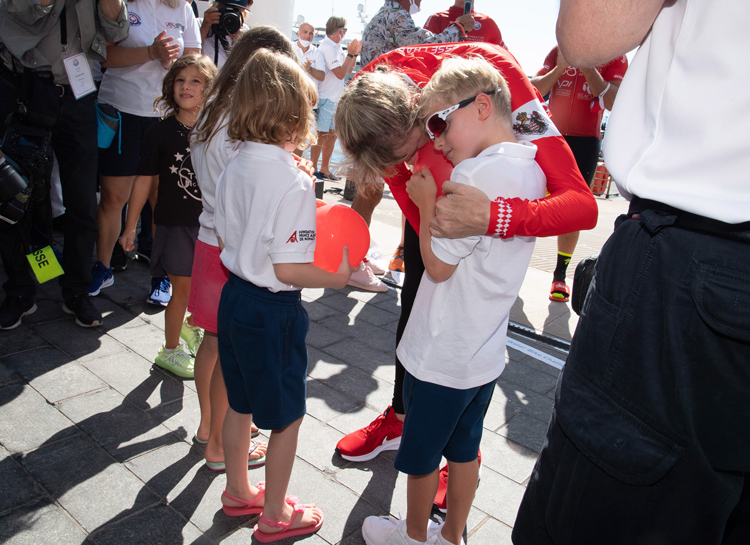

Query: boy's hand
[335,246,355,288]
[296,156,316,179]
[119,230,136,252]
[406,168,438,209]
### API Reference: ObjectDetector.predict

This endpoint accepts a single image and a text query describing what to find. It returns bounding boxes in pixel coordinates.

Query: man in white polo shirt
[294,22,324,157]
[311,16,360,182]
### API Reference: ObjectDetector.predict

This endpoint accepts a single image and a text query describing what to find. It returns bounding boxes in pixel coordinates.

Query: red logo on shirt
[287,232,298,243]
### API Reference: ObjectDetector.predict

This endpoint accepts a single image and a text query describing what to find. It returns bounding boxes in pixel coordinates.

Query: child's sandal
[252,502,324,543]
[221,482,266,516]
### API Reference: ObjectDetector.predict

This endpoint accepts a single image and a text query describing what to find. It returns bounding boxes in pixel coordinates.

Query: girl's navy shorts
[217,274,309,430]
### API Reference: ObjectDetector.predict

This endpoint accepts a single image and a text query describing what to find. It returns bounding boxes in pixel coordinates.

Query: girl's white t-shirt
[98,0,201,117]
[191,114,242,246]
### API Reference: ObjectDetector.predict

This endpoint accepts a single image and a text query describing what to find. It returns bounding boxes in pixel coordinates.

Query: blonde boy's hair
[419,56,513,128]
[335,67,421,185]
[228,48,318,149]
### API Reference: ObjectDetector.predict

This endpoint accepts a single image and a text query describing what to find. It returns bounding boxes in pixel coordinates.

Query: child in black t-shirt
[120,55,218,378]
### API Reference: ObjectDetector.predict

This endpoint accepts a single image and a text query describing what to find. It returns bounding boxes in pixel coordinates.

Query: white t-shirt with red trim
[354,42,597,240]
[537,46,628,138]
[397,142,546,390]
[214,142,317,292]
[98,0,202,117]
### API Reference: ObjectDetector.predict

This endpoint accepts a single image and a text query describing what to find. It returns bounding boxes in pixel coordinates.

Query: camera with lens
[213,0,250,38]
[0,123,52,226]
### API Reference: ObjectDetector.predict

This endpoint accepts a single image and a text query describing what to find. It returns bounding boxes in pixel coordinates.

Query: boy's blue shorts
[217,274,309,430]
[395,371,495,476]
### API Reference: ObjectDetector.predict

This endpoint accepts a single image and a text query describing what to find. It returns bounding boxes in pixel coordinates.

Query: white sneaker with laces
[362,516,429,545]
[348,262,388,292]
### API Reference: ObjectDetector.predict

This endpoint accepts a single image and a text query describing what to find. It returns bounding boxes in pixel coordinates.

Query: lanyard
[60,6,67,52]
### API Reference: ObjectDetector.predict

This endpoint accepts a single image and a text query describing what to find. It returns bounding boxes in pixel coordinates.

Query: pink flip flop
[221,482,266,516]
[252,502,324,543]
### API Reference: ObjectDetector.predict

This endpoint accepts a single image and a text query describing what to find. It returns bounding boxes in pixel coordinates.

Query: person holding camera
[199,0,252,68]
[0,0,129,329]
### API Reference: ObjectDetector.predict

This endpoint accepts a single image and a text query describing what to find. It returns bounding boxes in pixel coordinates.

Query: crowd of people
[1,0,748,544]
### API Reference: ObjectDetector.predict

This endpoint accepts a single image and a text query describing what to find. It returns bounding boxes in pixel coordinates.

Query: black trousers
[563,135,600,188]
[513,201,750,544]
[0,78,98,301]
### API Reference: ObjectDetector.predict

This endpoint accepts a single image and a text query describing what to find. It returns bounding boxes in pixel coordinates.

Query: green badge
[26,246,64,283]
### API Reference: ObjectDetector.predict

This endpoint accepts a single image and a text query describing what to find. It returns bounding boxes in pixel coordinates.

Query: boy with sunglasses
[361,56,545,545]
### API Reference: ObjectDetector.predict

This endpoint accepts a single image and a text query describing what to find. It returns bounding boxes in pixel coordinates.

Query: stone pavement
[0,191,629,545]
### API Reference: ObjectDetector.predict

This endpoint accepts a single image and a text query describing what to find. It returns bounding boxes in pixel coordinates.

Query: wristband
[598,82,611,109]
[486,198,513,238]
[450,21,468,38]
[347,53,356,58]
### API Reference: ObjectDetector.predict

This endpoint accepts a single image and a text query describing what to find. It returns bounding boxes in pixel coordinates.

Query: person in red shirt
[334,40,598,513]
[424,0,506,49]
[530,45,627,302]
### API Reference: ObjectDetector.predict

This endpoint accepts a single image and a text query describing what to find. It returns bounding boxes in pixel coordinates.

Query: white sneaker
[362,516,429,545]
[348,262,388,292]
[426,518,466,545]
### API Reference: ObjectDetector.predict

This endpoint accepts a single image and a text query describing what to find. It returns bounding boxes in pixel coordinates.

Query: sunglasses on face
[425,89,500,140]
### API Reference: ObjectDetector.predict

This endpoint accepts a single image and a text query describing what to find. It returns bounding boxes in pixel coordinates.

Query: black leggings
[564,135,600,188]
[391,220,424,414]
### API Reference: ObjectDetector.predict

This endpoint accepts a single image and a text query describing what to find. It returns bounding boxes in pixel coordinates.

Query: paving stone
[320,315,397,352]
[22,298,67,325]
[22,435,160,532]
[106,321,166,363]
[2,346,71,382]
[147,394,200,444]
[471,467,527,527]
[0,384,76,454]
[295,414,348,474]
[125,302,167,331]
[81,351,188,411]
[0,499,87,545]
[33,319,118,361]
[327,405,382,438]
[500,361,559,396]
[56,388,180,462]
[321,337,395,383]
[371,294,402,316]
[318,293,399,327]
[301,286,335,302]
[467,507,490,536]
[307,320,349,349]
[302,299,341,322]
[324,368,394,412]
[344,287,398,304]
[483,385,522,432]
[381,320,400,334]
[468,515,514,545]
[222,526,329,545]
[307,378,361,424]
[333,454,402,514]
[123,441,247,537]
[99,275,151,308]
[0,361,20,385]
[29,362,107,404]
[496,413,550,454]
[507,339,566,378]
[0,446,42,513]
[307,347,350,381]
[479,431,538,485]
[89,504,210,544]
[513,391,556,425]
[0,324,49,358]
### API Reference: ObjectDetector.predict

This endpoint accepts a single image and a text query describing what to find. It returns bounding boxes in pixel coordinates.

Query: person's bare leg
[405,469,440,542]
[165,274,191,349]
[440,459,479,545]
[310,142,323,172]
[320,130,337,175]
[557,231,579,260]
[97,175,135,267]
[194,332,218,442]
[222,408,264,506]
[258,416,323,534]
[351,183,384,227]
[205,355,228,458]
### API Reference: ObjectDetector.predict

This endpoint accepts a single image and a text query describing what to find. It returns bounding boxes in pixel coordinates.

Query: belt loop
[639,209,677,236]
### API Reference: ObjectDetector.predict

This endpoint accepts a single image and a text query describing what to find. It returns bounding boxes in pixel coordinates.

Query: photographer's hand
[200,7,221,42]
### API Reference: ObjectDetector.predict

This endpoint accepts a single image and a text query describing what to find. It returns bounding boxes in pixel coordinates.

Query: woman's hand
[150,30,180,64]
[119,229,136,252]
[406,168,438,210]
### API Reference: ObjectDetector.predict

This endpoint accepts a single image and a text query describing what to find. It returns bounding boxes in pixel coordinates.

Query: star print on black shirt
[137,116,203,227]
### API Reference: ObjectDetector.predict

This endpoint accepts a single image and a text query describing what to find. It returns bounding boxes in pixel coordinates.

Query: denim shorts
[317,98,336,132]
[394,371,494,476]
[217,274,309,430]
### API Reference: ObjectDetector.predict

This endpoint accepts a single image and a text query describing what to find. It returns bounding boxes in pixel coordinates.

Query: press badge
[63,53,96,99]
[26,246,64,283]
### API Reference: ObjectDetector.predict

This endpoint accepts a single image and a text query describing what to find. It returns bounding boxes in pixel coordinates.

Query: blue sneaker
[147,276,171,306]
[89,261,114,296]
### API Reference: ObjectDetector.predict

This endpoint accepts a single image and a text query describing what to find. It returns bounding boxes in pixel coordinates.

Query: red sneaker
[336,406,403,462]
[434,449,482,513]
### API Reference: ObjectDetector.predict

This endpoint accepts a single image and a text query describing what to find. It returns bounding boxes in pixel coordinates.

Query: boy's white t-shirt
[191,115,242,246]
[214,141,317,292]
[396,141,546,390]
[97,0,202,117]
